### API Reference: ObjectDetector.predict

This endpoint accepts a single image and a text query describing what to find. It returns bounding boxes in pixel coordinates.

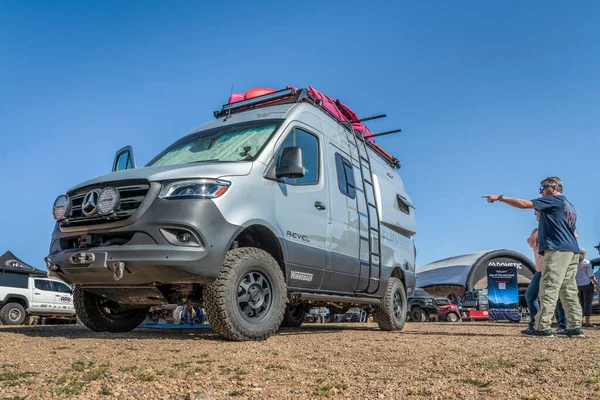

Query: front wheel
[204,248,286,341]
[73,286,150,333]
[374,278,407,331]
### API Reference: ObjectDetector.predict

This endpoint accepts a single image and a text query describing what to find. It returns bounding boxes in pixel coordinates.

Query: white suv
[0,272,76,325]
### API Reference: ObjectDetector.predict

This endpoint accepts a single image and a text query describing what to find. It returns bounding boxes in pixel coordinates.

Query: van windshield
[147,119,283,167]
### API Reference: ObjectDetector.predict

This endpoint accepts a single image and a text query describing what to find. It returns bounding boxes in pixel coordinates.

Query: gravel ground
[1,319,600,400]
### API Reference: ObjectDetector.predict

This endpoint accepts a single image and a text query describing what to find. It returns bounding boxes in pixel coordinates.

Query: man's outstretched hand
[481,195,501,203]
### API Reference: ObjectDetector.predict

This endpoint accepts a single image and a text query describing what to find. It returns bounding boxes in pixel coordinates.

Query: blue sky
[1,1,599,271]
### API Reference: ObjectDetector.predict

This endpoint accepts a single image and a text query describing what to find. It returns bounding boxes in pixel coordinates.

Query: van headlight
[159,179,231,199]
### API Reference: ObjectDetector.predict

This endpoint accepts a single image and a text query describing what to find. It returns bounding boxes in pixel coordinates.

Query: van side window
[34,279,52,291]
[275,128,319,185]
[397,195,410,214]
[335,153,356,199]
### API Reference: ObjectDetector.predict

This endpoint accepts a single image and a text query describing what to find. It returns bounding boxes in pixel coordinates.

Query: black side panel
[285,262,324,290]
[285,240,327,270]
[284,240,327,290]
[321,252,360,293]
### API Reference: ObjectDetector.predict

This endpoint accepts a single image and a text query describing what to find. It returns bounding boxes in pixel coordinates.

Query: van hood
[69,162,253,191]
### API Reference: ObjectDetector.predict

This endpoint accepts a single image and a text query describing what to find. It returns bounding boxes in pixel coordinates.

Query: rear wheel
[0,303,26,325]
[281,303,307,328]
[374,278,407,331]
[73,286,150,333]
[205,248,286,341]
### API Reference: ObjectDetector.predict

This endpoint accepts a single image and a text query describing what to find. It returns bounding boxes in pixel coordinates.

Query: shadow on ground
[0,323,383,341]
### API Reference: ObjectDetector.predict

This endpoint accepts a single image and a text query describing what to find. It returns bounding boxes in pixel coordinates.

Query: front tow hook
[107,261,126,281]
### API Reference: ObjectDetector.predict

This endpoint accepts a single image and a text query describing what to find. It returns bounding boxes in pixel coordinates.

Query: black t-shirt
[531,195,579,255]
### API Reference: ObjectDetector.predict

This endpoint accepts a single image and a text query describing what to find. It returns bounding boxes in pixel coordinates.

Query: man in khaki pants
[482,176,583,338]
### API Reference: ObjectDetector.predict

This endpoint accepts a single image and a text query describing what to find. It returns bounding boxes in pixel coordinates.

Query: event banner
[487,265,520,322]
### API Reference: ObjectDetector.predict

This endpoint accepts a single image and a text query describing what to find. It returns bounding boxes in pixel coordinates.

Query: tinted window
[397,195,410,214]
[275,128,319,185]
[34,279,52,291]
[52,282,72,293]
[0,272,28,289]
[335,153,356,198]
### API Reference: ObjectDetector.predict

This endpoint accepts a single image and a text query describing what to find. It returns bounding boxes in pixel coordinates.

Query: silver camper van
[46,88,417,341]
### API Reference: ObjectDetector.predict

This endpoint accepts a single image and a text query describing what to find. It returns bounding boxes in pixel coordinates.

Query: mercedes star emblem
[82,189,101,217]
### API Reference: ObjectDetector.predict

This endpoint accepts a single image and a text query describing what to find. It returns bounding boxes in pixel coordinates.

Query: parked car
[0,272,75,325]
[46,86,417,341]
[341,311,361,322]
[407,288,460,322]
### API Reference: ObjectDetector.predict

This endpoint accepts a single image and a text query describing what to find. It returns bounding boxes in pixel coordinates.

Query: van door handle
[314,201,326,211]
[34,292,41,295]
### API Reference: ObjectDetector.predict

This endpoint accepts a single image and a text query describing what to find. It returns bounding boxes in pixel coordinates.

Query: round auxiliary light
[97,187,120,215]
[52,195,70,221]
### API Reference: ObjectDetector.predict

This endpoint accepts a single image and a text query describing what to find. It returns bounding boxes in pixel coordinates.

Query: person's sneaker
[583,323,596,328]
[567,328,585,338]
[555,328,569,338]
[522,328,553,337]
[520,327,536,336]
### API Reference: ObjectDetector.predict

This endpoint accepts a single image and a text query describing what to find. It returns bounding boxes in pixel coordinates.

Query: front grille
[61,180,150,227]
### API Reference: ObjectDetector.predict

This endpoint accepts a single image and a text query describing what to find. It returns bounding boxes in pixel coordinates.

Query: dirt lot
[1,319,600,400]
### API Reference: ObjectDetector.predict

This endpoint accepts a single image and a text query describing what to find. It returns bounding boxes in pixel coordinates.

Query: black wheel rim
[393,290,404,321]
[9,308,21,322]
[237,270,273,323]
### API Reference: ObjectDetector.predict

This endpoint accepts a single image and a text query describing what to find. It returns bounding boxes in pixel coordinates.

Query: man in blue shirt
[482,176,583,338]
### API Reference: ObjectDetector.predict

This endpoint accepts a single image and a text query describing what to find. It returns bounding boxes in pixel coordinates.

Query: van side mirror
[113,146,136,172]
[275,146,305,179]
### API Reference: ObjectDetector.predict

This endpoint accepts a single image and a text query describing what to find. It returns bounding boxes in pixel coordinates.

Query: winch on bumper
[46,185,240,289]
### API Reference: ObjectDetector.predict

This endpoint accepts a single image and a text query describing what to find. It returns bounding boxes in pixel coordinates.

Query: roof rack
[213,87,401,169]
[213,88,318,118]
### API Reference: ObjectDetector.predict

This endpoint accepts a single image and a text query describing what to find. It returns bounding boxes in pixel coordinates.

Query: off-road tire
[73,286,150,333]
[281,303,307,328]
[0,302,26,325]
[205,248,286,341]
[410,306,426,322]
[374,277,407,331]
[446,312,459,322]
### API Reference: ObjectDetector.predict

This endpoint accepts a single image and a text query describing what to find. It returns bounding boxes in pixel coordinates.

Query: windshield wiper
[187,159,222,164]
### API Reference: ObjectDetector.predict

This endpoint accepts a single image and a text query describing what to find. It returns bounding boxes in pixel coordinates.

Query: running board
[290,292,381,305]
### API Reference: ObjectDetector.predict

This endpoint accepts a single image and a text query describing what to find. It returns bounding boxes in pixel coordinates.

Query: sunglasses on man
[539,185,555,192]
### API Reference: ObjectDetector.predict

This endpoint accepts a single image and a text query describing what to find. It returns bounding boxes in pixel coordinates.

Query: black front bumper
[47,193,240,286]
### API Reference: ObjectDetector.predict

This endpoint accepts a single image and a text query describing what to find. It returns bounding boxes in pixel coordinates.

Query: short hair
[541,176,563,192]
